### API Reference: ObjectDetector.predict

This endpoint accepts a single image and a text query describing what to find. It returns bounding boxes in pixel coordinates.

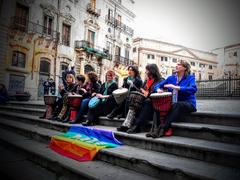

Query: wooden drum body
[44,95,57,119]
[68,95,82,121]
[150,92,172,118]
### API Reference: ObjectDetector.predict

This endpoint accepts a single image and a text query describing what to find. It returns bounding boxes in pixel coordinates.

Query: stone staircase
[0,101,240,180]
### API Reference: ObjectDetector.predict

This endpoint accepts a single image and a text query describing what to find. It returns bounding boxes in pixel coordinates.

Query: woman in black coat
[83,70,118,126]
[107,65,143,119]
[117,64,164,133]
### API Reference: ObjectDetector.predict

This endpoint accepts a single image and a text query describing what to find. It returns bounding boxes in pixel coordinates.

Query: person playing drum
[117,64,164,133]
[153,59,197,137]
[61,74,86,123]
[107,65,143,119]
[83,70,118,126]
[53,74,76,122]
[70,72,101,124]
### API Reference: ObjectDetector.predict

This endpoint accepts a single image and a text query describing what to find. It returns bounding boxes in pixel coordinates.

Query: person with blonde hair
[152,59,197,138]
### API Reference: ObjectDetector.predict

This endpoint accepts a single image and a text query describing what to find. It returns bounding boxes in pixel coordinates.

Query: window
[40,59,50,74]
[190,62,195,66]
[14,3,29,31]
[108,9,113,19]
[125,48,129,59]
[43,15,53,35]
[165,57,168,61]
[133,47,137,53]
[209,65,213,69]
[209,75,213,80]
[172,58,177,63]
[161,57,164,61]
[234,51,238,57]
[117,14,121,27]
[147,54,154,59]
[12,51,26,68]
[106,41,112,54]
[8,74,25,93]
[87,30,95,47]
[62,24,71,46]
[199,63,205,68]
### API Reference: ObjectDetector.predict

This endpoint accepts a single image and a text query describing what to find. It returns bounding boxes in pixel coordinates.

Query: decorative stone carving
[61,13,76,25]
[84,18,100,30]
[40,3,58,17]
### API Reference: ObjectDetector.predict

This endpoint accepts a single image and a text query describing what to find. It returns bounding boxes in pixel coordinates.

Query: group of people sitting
[43,59,197,138]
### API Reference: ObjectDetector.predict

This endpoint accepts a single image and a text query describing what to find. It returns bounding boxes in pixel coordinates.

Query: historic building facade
[212,43,240,77]
[132,38,219,81]
[0,0,135,99]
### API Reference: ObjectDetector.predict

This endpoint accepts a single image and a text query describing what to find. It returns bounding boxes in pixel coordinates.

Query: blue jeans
[76,98,90,122]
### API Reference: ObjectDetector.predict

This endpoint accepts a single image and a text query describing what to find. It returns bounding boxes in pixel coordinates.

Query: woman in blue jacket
[153,59,197,138]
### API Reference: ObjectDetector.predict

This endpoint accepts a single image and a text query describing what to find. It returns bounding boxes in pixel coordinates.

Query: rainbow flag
[49,126,122,161]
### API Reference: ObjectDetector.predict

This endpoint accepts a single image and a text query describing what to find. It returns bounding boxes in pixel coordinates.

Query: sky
[132,0,240,51]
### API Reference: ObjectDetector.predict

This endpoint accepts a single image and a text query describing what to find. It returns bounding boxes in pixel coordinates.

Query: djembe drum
[112,88,128,105]
[68,94,82,122]
[119,91,145,131]
[149,92,172,137]
[44,95,57,119]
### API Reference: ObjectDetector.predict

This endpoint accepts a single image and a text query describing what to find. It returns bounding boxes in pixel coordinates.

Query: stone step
[0,129,157,180]
[0,105,45,116]
[1,110,240,145]
[0,114,240,169]
[0,120,239,180]
[2,102,240,127]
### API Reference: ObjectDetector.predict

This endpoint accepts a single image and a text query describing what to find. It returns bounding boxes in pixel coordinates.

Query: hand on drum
[140,88,149,97]
[164,84,180,90]
[157,89,164,93]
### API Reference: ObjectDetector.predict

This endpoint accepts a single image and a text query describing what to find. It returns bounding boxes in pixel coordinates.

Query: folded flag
[49,126,122,161]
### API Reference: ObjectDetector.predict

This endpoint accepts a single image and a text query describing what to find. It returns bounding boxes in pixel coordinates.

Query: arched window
[84,64,95,74]
[39,58,50,75]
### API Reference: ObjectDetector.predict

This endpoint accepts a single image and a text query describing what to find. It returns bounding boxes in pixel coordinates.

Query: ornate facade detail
[84,18,100,30]
[61,13,76,25]
[40,3,58,17]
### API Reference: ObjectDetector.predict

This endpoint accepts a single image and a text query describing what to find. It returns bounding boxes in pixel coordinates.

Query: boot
[116,126,129,132]
[106,108,118,119]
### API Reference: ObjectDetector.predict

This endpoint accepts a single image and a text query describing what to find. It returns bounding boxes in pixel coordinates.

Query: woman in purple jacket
[153,59,197,138]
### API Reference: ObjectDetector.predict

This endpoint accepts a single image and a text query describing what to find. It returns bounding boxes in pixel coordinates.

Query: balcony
[86,3,101,17]
[11,16,59,41]
[114,55,133,66]
[75,40,111,60]
[105,15,134,36]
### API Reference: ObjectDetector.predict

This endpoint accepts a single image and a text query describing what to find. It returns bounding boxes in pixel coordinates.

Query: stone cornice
[138,47,218,64]
[108,0,136,18]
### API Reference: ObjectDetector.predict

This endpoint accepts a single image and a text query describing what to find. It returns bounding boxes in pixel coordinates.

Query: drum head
[88,96,101,109]
[150,92,172,97]
[113,88,128,95]
[68,94,83,98]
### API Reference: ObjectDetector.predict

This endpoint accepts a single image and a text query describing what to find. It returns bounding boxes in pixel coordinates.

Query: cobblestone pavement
[197,99,240,115]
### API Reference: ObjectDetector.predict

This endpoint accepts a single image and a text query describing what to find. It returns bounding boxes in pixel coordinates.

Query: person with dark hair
[123,63,164,134]
[53,74,76,122]
[43,78,51,95]
[49,78,56,95]
[83,70,118,126]
[152,59,197,137]
[62,66,76,89]
[70,72,101,124]
[107,65,143,119]
[0,84,9,104]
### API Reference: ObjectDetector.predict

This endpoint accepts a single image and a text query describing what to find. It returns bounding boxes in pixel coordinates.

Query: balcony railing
[86,3,101,17]
[11,16,59,41]
[75,40,111,60]
[105,15,134,36]
[114,55,133,66]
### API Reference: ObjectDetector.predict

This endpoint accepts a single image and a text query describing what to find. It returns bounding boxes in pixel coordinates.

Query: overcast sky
[132,0,240,51]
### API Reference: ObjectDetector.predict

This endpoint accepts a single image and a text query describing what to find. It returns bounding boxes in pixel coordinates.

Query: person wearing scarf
[107,65,143,119]
[70,72,101,124]
[153,59,197,138]
[83,70,118,126]
[125,64,164,134]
